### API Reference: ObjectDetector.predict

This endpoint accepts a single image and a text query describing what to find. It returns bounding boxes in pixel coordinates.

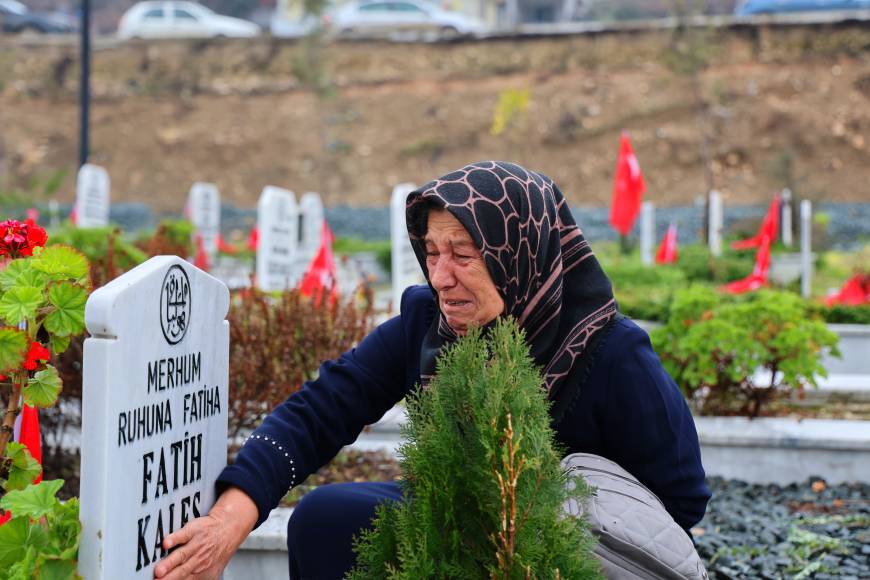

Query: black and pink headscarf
[406,161,619,422]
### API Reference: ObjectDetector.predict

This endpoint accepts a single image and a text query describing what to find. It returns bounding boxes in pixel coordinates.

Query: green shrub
[815,304,870,325]
[350,319,601,579]
[651,287,840,417]
[607,261,687,322]
[677,244,756,284]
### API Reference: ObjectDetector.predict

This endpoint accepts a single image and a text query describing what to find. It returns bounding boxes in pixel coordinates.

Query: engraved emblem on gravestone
[160,265,191,345]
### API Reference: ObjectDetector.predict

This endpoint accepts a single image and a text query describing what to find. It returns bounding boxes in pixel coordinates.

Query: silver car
[326,0,484,40]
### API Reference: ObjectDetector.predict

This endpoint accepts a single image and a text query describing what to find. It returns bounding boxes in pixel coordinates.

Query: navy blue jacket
[217,286,711,532]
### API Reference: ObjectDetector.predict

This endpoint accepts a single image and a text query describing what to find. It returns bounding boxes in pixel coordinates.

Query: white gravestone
[708,190,723,257]
[781,188,793,248]
[639,201,655,266]
[75,163,110,227]
[79,256,230,579]
[297,192,324,274]
[800,200,813,299]
[188,182,221,258]
[256,186,299,292]
[391,183,425,312]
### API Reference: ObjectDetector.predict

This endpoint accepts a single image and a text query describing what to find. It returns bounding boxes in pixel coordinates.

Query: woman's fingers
[154,518,218,579]
[164,521,195,550]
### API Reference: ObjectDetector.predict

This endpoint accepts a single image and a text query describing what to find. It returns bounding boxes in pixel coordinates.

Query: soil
[2,21,870,212]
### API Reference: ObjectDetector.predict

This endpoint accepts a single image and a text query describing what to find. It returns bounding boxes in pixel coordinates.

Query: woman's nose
[429,256,455,290]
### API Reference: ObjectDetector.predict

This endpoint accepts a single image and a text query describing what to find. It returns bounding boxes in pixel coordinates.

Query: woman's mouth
[443,299,471,310]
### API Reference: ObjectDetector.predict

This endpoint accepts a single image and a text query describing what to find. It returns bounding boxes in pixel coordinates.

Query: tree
[350,318,602,579]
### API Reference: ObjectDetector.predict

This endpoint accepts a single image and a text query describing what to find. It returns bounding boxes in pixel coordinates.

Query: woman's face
[424,209,505,335]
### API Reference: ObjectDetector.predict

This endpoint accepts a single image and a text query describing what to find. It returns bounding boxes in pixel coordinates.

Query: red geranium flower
[0,219,48,258]
[23,341,51,371]
[25,219,48,253]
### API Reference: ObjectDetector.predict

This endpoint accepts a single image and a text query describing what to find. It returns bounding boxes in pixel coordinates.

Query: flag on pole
[217,233,237,255]
[655,223,679,264]
[69,206,78,226]
[721,232,773,294]
[247,226,259,252]
[20,404,42,485]
[193,234,211,272]
[609,132,646,236]
[825,274,870,306]
[299,223,338,306]
[732,195,780,250]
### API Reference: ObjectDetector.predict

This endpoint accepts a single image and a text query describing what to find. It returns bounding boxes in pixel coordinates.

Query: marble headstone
[256,186,299,292]
[79,256,230,579]
[75,163,110,227]
[187,183,221,258]
[390,183,424,312]
[297,192,324,272]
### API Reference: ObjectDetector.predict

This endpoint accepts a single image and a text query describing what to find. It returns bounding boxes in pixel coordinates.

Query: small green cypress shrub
[349,318,602,579]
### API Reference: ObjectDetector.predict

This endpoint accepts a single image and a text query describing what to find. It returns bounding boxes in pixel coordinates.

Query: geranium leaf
[0,259,25,290]
[49,334,71,356]
[0,286,44,325]
[44,282,88,338]
[23,366,62,408]
[0,517,29,568]
[37,557,79,580]
[31,245,89,283]
[0,479,63,520]
[0,327,28,374]
[3,443,41,491]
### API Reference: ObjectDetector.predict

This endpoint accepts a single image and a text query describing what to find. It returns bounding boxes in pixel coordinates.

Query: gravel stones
[696,477,870,579]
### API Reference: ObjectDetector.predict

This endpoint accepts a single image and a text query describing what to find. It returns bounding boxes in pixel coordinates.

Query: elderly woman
[154,161,710,580]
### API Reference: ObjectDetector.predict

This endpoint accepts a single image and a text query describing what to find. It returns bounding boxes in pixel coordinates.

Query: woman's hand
[153,487,258,579]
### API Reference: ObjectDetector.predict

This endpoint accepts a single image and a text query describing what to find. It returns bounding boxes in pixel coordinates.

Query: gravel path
[695,477,870,579]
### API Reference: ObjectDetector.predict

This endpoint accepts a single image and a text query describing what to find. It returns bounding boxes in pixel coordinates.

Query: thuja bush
[0,219,89,578]
[350,319,602,579]
[651,286,840,417]
[227,287,373,440]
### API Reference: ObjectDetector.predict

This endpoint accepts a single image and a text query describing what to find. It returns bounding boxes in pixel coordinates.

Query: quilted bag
[561,453,709,579]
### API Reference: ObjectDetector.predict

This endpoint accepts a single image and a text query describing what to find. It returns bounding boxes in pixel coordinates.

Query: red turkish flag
[20,404,42,485]
[193,234,211,272]
[722,233,773,294]
[732,195,780,250]
[247,226,259,252]
[609,132,646,236]
[217,234,237,255]
[655,223,679,264]
[299,223,338,306]
[825,274,870,306]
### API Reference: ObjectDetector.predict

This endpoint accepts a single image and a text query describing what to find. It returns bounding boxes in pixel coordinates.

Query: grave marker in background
[76,163,110,227]
[79,256,230,579]
[297,192,324,272]
[188,183,221,258]
[708,190,723,257]
[801,200,813,298]
[639,201,654,266]
[390,183,424,311]
[256,186,299,291]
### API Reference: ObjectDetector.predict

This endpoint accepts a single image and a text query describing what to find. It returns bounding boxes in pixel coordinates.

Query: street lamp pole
[79,0,91,167]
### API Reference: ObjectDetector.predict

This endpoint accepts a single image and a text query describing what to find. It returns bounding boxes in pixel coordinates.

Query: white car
[118,1,260,39]
[326,0,484,40]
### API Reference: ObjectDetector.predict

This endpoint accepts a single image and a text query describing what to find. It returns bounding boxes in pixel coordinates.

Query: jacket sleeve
[599,321,711,531]
[215,288,430,528]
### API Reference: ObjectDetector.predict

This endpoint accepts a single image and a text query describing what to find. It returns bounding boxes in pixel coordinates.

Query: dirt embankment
[1,23,869,212]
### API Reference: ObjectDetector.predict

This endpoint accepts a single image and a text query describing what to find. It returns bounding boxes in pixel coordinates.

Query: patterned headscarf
[406,161,619,422]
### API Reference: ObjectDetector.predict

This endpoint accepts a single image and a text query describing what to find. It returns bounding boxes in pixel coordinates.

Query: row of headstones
[637,189,816,296]
[77,164,426,306]
[72,163,331,292]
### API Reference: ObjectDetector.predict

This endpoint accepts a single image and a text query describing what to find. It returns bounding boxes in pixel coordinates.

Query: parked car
[117,1,260,39]
[0,0,77,33]
[325,0,484,40]
[735,0,870,16]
